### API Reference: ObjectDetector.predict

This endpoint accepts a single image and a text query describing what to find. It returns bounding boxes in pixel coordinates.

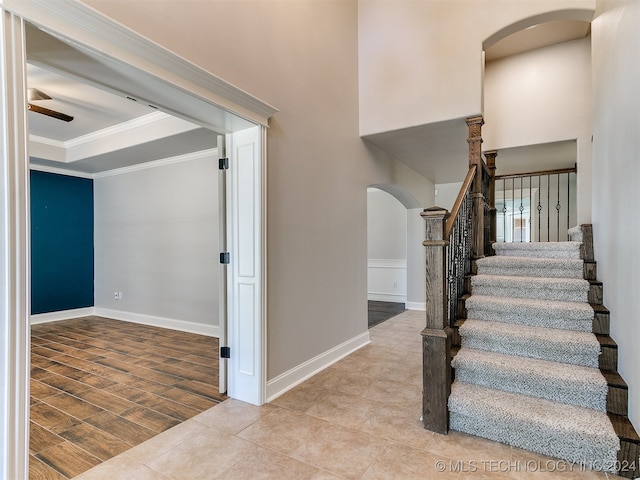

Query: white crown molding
[29,147,218,179]
[29,164,94,179]
[64,111,173,149]
[29,134,64,148]
[29,111,202,164]
[94,148,218,178]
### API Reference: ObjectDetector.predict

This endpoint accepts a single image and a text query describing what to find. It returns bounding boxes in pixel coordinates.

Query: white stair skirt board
[266,331,370,403]
[451,240,620,473]
[93,308,219,337]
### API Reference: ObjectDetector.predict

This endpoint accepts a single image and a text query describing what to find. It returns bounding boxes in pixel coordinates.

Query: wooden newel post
[484,150,498,255]
[467,116,485,263]
[421,206,451,434]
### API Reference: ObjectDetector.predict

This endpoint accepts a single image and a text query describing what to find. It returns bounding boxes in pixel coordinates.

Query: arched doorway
[367,184,424,328]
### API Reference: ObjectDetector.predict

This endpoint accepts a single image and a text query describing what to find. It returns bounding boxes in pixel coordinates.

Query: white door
[225,125,266,405]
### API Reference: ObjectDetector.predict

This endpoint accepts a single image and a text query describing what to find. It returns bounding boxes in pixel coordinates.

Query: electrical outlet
[393,280,398,289]
[114,291,123,300]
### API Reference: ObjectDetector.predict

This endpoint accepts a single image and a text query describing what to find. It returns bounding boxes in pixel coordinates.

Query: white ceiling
[26,25,222,176]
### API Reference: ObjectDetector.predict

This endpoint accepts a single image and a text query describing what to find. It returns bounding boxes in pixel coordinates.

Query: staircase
[448,234,640,477]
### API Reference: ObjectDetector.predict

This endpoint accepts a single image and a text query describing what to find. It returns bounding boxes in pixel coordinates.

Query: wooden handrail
[496,166,576,180]
[445,165,477,238]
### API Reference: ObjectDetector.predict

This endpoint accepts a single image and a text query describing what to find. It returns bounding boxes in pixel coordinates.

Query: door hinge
[220,346,230,359]
[219,252,230,264]
[218,157,229,170]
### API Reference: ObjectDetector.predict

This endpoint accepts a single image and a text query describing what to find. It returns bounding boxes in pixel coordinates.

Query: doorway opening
[366,185,424,328]
[0,5,274,478]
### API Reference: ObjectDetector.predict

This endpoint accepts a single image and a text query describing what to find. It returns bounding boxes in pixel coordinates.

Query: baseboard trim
[405,301,426,311]
[30,307,96,324]
[368,293,407,303]
[266,331,371,403]
[93,308,219,337]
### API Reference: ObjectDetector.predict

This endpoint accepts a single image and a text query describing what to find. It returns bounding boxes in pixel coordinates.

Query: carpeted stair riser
[472,274,589,302]
[465,295,593,332]
[451,239,624,473]
[452,348,607,410]
[492,241,583,259]
[459,319,600,367]
[449,382,620,473]
[476,256,585,279]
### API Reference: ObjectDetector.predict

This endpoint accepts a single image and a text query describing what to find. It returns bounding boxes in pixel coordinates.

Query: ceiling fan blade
[28,103,74,122]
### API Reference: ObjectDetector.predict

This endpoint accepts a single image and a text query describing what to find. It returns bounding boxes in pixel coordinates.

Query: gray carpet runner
[449,240,620,473]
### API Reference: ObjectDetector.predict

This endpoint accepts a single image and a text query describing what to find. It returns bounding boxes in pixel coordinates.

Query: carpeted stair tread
[493,241,582,259]
[452,348,607,410]
[449,382,620,472]
[472,274,589,302]
[476,255,584,278]
[465,294,593,331]
[459,319,600,367]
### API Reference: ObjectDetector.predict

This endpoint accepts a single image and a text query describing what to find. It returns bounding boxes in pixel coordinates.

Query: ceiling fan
[27,88,74,122]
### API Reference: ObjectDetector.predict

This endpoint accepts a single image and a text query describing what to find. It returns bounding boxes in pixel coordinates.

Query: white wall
[435,182,464,212]
[483,37,592,223]
[367,188,407,303]
[358,0,595,136]
[94,154,219,335]
[81,0,435,382]
[592,0,640,426]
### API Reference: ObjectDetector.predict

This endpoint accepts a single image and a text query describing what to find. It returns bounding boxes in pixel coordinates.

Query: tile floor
[71,311,611,479]
[29,316,225,479]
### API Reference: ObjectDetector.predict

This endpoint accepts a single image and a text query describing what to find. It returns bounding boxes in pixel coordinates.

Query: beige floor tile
[422,429,516,465]
[360,402,430,450]
[359,440,452,479]
[238,408,329,454]
[270,382,333,412]
[144,425,257,480]
[304,392,384,429]
[124,416,211,462]
[73,453,171,480]
[216,445,321,479]
[290,423,387,478]
[360,378,421,409]
[506,447,610,479]
[192,398,276,434]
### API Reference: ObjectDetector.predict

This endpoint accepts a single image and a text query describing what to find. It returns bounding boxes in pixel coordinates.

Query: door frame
[0,1,274,478]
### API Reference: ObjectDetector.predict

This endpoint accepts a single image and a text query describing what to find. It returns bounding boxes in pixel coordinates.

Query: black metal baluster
[537,175,542,242]
[556,173,561,241]
[547,175,550,242]
[567,172,570,240]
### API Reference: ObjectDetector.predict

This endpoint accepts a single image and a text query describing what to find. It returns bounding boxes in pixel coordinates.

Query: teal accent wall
[30,171,94,314]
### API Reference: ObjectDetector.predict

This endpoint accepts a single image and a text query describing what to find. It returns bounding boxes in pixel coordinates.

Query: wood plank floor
[29,316,225,479]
